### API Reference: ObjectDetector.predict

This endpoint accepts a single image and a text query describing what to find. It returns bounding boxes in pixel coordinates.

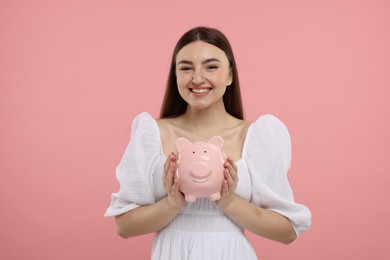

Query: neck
[180,104,234,132]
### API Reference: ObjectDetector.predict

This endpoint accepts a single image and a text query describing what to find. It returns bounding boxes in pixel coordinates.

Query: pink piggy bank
[175,136,226,202]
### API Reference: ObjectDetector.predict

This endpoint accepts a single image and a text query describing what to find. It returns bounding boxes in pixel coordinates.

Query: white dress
[105,112,311,260]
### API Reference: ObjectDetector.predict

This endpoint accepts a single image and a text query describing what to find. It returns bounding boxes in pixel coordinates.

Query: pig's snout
[189,162,211,178]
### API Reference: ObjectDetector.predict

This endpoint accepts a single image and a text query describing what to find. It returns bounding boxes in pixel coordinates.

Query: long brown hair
[159,26,244,119]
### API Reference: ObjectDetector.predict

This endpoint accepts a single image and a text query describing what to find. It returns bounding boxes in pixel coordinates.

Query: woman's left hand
[216,156,239,209]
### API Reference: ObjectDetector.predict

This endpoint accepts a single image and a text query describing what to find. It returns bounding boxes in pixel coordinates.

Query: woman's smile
[190,88,212,94]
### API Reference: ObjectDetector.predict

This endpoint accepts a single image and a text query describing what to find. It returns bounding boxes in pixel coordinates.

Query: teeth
[192,88,210,93]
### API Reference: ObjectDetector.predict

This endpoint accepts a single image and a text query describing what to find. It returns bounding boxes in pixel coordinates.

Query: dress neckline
[151,117,254,164]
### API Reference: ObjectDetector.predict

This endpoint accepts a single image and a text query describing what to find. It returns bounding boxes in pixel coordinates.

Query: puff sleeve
[245,115,311,236]
[104,112,166,217]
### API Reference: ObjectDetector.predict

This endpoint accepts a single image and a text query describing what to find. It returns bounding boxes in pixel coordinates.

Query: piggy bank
[175,136,226,202]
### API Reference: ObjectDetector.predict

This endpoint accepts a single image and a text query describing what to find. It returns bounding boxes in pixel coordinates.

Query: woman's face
[175,41,233,111]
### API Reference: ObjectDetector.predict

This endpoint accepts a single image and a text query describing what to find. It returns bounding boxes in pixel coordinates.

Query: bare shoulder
[156,117,169,135]
[156,117,179,156]
[156,117,179,136]
[223,117,252,138]
[219,117,252,161]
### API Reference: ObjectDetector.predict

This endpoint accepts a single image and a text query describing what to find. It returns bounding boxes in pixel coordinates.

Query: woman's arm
[216,157,297,244]
[115,192,182,238]
[219,194,297,244]
[115,154,185,238]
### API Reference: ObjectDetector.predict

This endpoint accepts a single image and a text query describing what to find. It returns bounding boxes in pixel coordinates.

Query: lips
[190,88,211,93]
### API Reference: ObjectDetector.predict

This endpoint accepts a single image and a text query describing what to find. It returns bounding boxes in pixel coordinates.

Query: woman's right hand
[115,153,186,238]
[163,153,186,210]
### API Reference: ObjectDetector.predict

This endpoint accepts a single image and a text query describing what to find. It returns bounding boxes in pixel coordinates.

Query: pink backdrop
[1,0,389,259]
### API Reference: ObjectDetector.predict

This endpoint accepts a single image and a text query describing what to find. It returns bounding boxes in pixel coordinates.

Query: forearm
[221,195,297,244]
[115,196,182,238]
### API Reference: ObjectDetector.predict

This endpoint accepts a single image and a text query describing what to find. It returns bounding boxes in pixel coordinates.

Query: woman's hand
[216,156,239,209]
[163,153,186,210]
[214,156,297,244]
[115,153,186,238]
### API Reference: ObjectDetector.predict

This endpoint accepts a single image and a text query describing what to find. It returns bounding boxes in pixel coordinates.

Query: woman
[105,26,311,259]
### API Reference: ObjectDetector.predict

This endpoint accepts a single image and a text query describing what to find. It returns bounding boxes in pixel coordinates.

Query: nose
[189,162,211,178]
[192,70,205,85]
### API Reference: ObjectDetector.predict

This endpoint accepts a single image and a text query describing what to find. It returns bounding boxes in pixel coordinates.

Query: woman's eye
[180,67,192,71]
[207,65,218,70]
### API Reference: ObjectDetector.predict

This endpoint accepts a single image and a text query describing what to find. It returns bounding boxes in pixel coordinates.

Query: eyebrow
[177,58,221,65]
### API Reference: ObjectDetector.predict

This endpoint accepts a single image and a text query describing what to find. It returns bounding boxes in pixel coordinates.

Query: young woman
[105,26,311,259]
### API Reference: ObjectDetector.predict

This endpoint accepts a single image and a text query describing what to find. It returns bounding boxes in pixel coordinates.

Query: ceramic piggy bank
[175,136,226,202]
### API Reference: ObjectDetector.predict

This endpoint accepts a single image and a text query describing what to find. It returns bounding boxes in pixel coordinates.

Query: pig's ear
[175,137,192,152]
[208,136,224,150]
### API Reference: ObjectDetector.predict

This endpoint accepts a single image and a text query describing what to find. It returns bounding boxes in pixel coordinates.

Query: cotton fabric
[105,112,311,260]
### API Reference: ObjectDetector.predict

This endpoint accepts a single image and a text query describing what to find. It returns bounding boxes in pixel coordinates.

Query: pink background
[1,0,389,259]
